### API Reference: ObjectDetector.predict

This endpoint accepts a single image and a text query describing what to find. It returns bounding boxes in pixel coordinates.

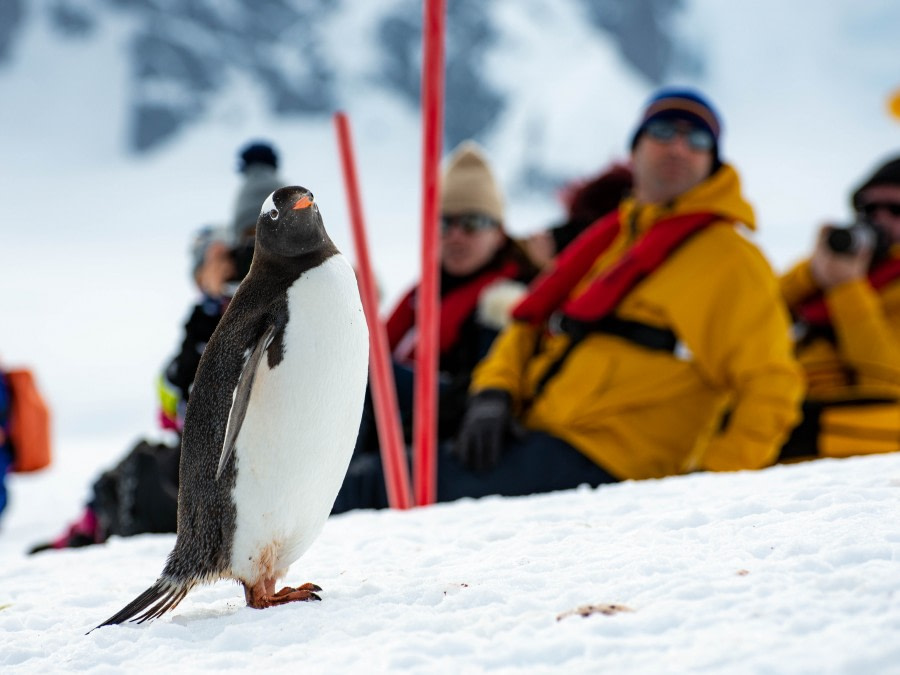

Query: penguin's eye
[268,208,279,220]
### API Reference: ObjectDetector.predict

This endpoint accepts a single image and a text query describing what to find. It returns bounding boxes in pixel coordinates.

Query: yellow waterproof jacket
[471,164,804,479]
[780,252,900,400]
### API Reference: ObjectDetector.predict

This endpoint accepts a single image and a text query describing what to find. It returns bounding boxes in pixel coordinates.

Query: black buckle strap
[553,313,679,353]
[528,313,680,407]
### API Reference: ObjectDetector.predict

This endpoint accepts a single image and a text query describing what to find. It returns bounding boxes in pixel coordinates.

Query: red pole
[333,111,413,510]
[414,0,446,506]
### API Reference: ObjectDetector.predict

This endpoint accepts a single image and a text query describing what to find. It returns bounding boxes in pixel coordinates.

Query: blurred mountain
[0,0,697,155]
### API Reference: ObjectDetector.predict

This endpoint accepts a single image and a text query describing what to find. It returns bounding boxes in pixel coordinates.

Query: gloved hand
[453,389,513,471]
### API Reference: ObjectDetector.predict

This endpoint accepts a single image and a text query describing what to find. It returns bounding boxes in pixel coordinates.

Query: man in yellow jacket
[779,155,900,459]
[332,88,803,514]
[453,88,803,487]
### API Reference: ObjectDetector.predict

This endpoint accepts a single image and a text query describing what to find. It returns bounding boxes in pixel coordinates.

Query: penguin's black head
[255,186,332,260]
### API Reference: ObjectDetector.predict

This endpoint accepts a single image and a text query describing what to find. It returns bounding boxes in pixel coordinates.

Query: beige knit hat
[441,140,504,224]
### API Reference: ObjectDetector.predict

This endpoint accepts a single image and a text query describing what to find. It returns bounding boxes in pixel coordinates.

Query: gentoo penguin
[95,186,369,628]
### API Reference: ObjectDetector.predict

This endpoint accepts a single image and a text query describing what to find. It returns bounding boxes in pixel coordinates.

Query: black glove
[453,389,512,471]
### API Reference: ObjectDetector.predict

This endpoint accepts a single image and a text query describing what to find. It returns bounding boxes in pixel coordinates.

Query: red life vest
[387,260,522,363]
[513,210,718,326]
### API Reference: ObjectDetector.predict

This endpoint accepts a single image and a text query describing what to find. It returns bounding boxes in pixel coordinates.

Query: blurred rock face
[1,0,691,153]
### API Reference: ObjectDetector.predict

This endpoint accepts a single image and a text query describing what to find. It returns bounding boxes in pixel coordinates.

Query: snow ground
[2,450,900,673]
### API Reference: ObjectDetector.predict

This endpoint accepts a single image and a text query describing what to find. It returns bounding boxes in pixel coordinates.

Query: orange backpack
[6,369,52,472]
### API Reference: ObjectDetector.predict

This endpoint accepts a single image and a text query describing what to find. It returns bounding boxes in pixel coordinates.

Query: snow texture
[2,452,900,672]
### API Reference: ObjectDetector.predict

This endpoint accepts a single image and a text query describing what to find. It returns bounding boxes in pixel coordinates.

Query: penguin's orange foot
[245,580,322,608]
[269,583,322,604]
[274,582,322,597]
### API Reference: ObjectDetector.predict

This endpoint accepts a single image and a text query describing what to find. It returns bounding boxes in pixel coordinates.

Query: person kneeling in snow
[333,88,803,513]
[28,140,286,552]
[779,155,900,460]
[27,227,236,552]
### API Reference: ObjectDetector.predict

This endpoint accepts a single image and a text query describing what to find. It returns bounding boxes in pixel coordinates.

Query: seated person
[28,226,236,551]
[780,155,900,459]
[334,88,803,513]
[29,140,285,552]
[356,140,539,450]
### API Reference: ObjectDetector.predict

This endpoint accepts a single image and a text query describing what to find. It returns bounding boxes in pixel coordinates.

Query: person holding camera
[333,89,803,513]
[29,141,285,552]
[780,155,900,460]
[159,141,284,430]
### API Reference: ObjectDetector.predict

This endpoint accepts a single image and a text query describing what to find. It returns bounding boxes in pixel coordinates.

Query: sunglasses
[643,119,715,152]
[441,213,501,234]
[859,201,900,218]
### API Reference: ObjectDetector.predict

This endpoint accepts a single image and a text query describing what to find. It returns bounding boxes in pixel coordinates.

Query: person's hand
[453,389,512,471]
[196,241,236,298]
[523,230,557,269]
[810,224,872,290]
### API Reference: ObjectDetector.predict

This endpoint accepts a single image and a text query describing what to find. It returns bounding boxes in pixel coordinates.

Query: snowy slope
[2,451,900,673]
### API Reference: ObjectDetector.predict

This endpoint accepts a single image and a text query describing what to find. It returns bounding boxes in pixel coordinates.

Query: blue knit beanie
[630,87,722,157]
[238,141,279,173]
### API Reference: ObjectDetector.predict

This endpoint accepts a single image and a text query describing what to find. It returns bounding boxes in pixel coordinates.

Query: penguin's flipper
[216,324,277,480]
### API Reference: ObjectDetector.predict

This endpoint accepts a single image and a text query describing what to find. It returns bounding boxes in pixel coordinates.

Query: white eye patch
[261,192,278,220]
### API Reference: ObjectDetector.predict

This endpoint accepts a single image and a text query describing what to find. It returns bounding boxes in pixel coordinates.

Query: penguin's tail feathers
[92,577,194,632]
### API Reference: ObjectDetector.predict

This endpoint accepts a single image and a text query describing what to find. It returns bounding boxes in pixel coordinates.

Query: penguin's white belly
[228,255,368,583]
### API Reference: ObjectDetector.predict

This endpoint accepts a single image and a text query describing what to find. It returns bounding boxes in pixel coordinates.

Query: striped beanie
[630,87,722,157]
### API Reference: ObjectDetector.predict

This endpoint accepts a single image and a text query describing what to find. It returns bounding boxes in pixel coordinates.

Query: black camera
[221,241,255,298]
[231,241,255,281]
[826,219,890,263]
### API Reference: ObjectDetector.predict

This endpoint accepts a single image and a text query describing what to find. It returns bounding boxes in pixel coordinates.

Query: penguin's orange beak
[292,195,314,210]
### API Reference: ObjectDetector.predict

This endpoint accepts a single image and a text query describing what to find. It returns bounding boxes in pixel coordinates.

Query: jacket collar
[619,163,756,237]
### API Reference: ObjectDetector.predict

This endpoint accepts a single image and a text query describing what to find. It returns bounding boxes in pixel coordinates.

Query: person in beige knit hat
[385,140,537,378]
[439,141,509,276]
[340,141,539,474]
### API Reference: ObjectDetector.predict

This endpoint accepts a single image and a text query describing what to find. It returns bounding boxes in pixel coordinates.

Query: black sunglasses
[643,119,715,152]
[860,201,900,218]
[441,213,500,234]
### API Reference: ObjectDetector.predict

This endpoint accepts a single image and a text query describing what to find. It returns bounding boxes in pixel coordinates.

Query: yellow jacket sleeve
[826,279,900,392]
[470,320,542,406]
[779,260,819,309]
[679,236,804,471]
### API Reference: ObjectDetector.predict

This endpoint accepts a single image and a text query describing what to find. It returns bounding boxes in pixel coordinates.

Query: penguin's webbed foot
[271,582,322,604]
[245,580,322,608]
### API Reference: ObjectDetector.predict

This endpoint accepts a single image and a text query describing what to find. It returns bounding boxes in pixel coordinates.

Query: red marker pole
[334,111,413,510]
[413,0,446,506]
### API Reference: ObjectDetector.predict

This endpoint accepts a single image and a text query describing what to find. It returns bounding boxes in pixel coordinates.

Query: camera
[221,241,255,298]
[825,219,890,262]
[231,241,255,281]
